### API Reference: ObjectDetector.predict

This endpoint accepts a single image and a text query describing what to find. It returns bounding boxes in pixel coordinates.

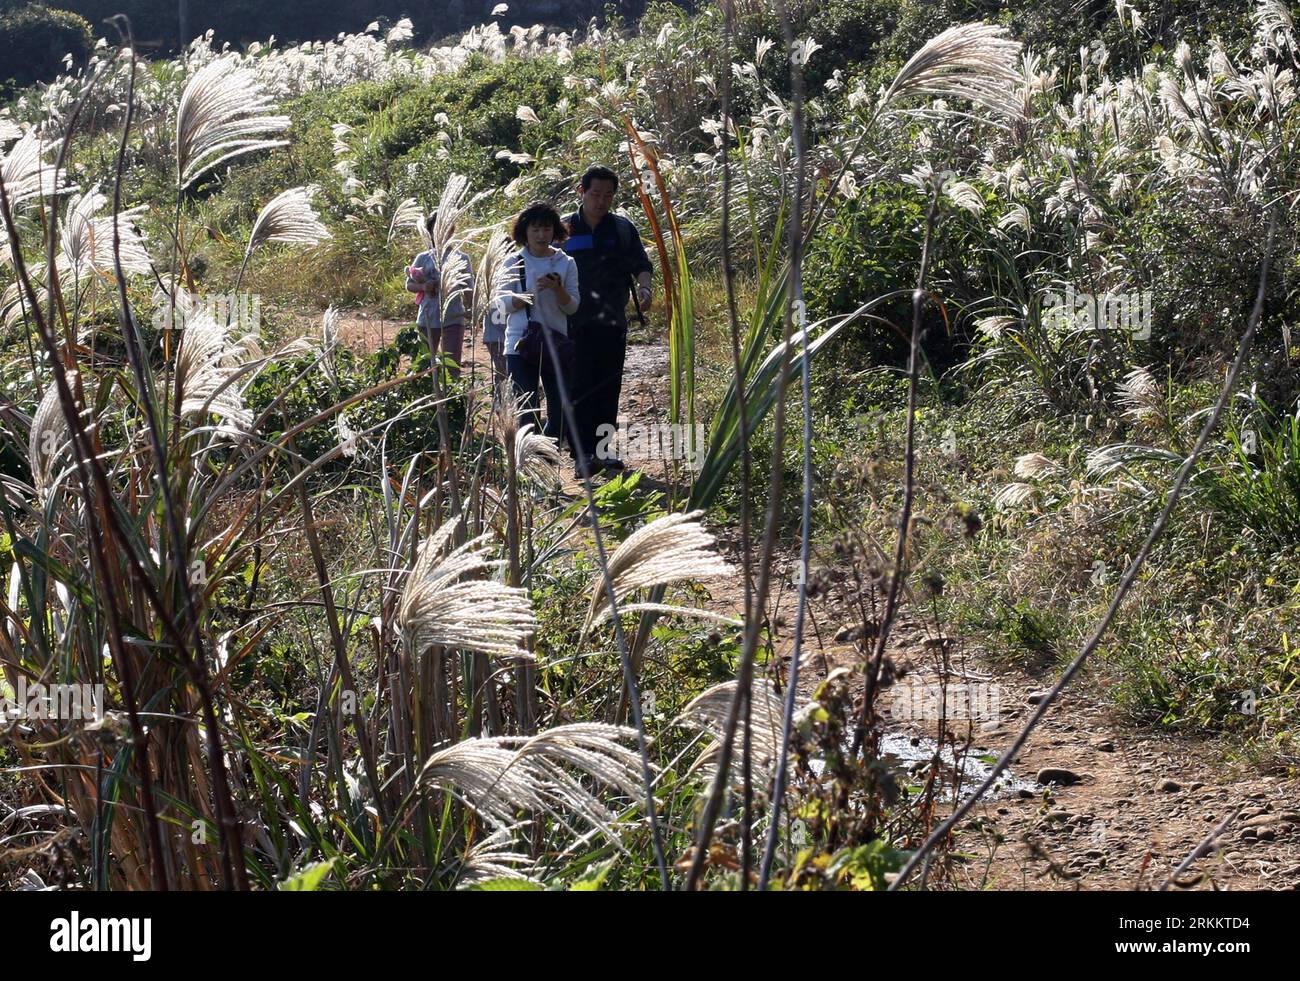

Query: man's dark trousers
[562,207,653,463]
[573,320,626,462]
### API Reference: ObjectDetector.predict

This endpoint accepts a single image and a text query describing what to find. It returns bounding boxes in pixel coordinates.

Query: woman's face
[525,221,553,252]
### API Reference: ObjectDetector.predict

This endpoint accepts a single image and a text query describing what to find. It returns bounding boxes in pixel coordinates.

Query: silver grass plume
[1,131,74,210]
[975,313,1016,339]
[60,185,152,279]
[1086,445,1128,477]
[245,185,331,256]
[439,247,474,325]
[319,306,340,386]
[419,741,544,827]
[1013,452,1065,480]
[944,179,986,215]
[582,510,737,633]
[493,380,523,442]
[1254,0,1295,58]
[456,826,540,888]
[432,174,477,247]
[398,524,536,658]
[336,411,358,458]
[430,174,488,319]
[29,377,81,499]
[2,271,50,329]
[175,56,290,190]
[418,723,648,838]
[1086,442,1184,478]
[513,723,648,831]
[1116,366,1165,427]
[386,18,415,44]
[386,196,424,244]
[514,723,647,799]
[174,291,257,429]
[670,680,785,791]
[879,23,1024,124]
[478,229,521,337]
[992,482,1037,510]
[996,203,1032,234]
[513,423,564,489]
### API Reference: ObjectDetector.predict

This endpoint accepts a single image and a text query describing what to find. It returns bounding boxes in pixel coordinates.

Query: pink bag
[408,265,427,304]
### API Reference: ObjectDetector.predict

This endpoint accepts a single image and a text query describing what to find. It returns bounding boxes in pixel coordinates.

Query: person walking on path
[562,165,654,473]
[482,272,508,385]
[498,201,580,442]
[407,212,471,373]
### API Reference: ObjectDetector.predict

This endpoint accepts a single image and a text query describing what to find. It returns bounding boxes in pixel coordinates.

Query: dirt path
[840,621,1300,890]
[332,312,1300,891]
[625,333,1300,890]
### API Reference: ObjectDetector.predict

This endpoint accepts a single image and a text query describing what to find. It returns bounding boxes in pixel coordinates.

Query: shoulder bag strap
[516,254,532,313]
[618,219,647,327]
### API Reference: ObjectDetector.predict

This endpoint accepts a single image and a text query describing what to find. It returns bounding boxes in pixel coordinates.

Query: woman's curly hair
[510,200,569,246]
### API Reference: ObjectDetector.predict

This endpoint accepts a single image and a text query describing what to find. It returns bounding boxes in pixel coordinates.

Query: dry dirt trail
[331,310,1300,891]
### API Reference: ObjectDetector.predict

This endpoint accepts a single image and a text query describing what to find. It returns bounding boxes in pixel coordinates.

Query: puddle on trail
[809,731,1036,803]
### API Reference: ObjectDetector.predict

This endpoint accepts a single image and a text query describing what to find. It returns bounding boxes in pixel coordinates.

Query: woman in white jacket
[498,200,580,446]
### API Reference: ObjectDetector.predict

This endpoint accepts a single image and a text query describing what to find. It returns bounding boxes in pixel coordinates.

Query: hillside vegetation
[0,0,1297,891]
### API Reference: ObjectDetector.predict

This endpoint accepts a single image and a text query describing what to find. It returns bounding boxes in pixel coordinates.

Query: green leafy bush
[244,324,451,467]
[1199,403,1300,547]
[0,3,93,96]
[802,181,923,367]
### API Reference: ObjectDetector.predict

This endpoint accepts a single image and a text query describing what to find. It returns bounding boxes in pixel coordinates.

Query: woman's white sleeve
[559,256,580,315]
[493,257,517,319]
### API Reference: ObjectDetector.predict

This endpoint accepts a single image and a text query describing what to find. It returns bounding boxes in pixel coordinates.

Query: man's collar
[577,205,612,231]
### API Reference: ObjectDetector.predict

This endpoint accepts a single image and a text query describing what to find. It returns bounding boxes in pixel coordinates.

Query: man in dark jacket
[563,165,654,474]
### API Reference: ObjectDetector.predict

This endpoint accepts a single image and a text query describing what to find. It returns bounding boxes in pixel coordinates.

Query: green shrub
[1198,403,1300,548]
[243,324,451,467]
[0,4,93,96]
[802,181,923,367]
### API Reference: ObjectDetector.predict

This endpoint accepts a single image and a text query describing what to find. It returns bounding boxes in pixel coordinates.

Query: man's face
[580,177,617,224]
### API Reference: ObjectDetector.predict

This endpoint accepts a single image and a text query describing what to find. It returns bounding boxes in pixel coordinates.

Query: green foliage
[802,181,922,367]
[1199,403,1300,547]
[992,599,1062,664]
[277,858,341,890]
[1109,601,1300,749]
[467,877,544,891]
[244,324,450,467]
[376,54,579,186]
[816,840,907,891]
[588,471,666,537]
[7,0,1300,893]
[0,3,93,96]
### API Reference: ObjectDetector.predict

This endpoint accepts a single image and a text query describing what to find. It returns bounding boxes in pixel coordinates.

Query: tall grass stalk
[536,318,670,889]
[688,0,813,889]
